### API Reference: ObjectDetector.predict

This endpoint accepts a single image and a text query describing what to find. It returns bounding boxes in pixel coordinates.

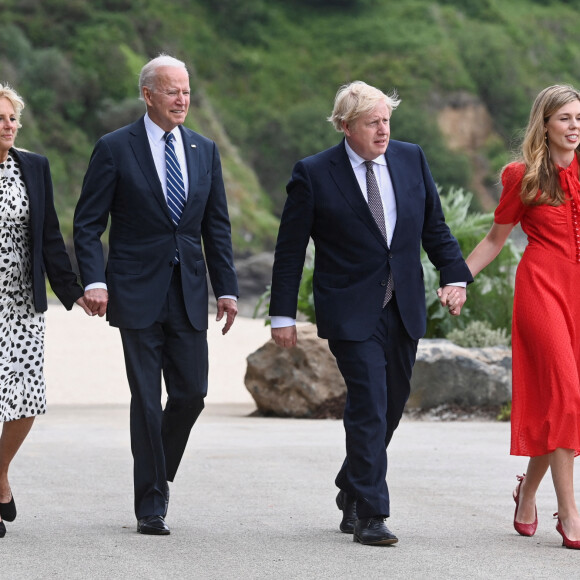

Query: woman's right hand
[75,295,94,316]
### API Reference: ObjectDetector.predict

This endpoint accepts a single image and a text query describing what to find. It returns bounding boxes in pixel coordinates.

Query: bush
[447,320,510,348]
[423,186,520,339]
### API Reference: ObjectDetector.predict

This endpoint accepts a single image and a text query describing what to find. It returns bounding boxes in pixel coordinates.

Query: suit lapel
[385,142,408,244]
[128,118,173,222]
[11,148,41,237]
[328,141,389,249]
[179,126,200,219]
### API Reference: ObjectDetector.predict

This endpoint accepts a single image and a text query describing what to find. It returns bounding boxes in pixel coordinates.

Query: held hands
[271,325,297,348]
[437,286,467,316]
[75,296,93,316]
[216,298,238,335]
[82,288,108,317]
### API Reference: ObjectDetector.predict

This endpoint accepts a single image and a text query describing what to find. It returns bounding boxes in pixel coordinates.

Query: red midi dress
[494,156,580,457]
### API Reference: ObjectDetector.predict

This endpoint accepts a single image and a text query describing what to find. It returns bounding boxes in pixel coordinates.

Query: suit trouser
[329,294,418,519]
[119,267,208,519]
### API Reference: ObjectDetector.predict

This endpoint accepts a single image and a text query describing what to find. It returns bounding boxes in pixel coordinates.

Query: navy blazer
[269,139,473,342]
[73,117,238,330]
[10,148,83,312]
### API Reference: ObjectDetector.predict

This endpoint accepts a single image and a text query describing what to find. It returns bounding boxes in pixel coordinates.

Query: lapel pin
[191,144,196,148]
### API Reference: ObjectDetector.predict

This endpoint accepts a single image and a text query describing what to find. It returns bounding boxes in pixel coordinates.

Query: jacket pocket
[195,259,207,276]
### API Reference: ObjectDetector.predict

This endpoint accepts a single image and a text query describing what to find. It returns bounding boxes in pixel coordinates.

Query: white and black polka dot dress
[0,153,46,421]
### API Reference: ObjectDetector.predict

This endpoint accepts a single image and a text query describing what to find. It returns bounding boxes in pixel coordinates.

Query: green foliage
[447,320,510,348]
[2,0,580,258]
[423,187,520,339]
[253,249,315,323]
[296,253,315,323]
[497,401,512,422]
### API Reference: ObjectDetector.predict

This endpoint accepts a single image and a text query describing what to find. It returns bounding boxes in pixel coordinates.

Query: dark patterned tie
[164,132,186,261]
[365,160,393,305]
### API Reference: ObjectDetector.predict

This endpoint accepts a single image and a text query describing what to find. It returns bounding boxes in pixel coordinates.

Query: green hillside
[2,0,580,252]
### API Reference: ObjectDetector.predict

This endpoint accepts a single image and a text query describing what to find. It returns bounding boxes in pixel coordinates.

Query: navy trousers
[119,267,208,519]
[329,294,418,519]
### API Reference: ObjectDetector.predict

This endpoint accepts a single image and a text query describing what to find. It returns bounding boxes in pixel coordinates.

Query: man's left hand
[216,298,238,334]
[437,286,467,316]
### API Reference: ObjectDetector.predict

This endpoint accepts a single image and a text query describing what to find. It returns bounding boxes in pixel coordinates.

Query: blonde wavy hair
[517,84,580,206]
[0,83,25,128]
[327,81,401,132]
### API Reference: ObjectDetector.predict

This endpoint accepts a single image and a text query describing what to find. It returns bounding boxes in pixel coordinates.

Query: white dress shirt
[144,113,189,200]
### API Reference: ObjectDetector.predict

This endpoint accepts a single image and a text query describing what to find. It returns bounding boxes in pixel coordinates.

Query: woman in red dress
[464,85,580,549]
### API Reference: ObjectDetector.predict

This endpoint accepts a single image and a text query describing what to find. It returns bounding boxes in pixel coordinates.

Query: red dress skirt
[495,157,580,456]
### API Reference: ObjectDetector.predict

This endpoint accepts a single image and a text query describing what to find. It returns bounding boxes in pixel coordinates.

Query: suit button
[388,253,393,259]
[380,280,387,287]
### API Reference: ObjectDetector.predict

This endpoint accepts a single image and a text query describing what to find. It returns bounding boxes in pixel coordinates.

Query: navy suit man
[74,55,238,535]
[270,81,472,545]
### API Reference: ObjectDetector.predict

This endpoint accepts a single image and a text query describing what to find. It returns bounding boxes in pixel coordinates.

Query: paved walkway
[2,306,578,578]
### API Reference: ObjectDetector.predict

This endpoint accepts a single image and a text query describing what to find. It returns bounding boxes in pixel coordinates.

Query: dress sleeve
[494,162,526,225]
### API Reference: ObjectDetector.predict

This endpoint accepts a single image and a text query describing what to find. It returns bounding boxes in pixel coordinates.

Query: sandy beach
[44,303,270,406]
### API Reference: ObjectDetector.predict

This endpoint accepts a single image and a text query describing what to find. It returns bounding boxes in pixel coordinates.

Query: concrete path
[1,306,578,578]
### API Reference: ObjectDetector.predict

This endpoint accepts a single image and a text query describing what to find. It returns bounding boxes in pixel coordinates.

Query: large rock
[244,325,346,417]
[244,327,512,418]
[408,339,512,410]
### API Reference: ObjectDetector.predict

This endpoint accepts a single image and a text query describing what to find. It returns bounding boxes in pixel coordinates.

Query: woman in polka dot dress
[0,84,90,538]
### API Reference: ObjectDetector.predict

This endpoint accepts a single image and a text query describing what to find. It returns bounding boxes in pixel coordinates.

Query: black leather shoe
[137,515,170,535]
[0,521,5,538]
[336,490,357,534]
[0,495,16,522]
[353,517,398,545]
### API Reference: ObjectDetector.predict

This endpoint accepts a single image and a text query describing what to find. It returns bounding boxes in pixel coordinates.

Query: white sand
[44,304,271,406]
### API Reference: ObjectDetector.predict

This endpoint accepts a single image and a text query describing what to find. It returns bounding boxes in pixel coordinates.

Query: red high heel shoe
[513,474,538,536]
[555,514,580,549]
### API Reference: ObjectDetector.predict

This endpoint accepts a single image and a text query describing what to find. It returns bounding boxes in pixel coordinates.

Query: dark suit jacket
[73,117,238,330]
[11,148,83,312]
[269,139,473,342]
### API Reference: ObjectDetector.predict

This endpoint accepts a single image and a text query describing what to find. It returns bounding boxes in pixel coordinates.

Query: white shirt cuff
[270,316,296,328]
[84,282,108,291]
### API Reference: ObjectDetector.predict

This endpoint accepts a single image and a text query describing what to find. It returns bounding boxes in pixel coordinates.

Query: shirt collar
[344,138,387,168]
[144,113,180,143]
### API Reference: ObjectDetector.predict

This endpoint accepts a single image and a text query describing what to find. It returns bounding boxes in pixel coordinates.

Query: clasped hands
[76,288,108,317]
[437,285,467,316]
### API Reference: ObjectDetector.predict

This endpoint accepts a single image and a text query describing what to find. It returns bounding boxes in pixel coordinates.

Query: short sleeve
[494,162,526,225]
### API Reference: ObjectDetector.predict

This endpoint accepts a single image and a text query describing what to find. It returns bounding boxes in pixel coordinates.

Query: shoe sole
[353,534,398,546]
[137,528,171,535]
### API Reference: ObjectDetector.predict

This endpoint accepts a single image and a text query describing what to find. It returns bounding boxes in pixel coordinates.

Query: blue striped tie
[164,132,186,261]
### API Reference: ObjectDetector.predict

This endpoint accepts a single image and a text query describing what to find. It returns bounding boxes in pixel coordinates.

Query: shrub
[423,186,520,339]
[447,320,510,348]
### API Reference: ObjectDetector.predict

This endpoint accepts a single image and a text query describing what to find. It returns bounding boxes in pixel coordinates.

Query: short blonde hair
[0,83,25,128]
[328,81,401,132]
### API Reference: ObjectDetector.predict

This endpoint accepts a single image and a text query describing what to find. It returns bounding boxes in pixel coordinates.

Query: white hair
[138,54,188,100]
